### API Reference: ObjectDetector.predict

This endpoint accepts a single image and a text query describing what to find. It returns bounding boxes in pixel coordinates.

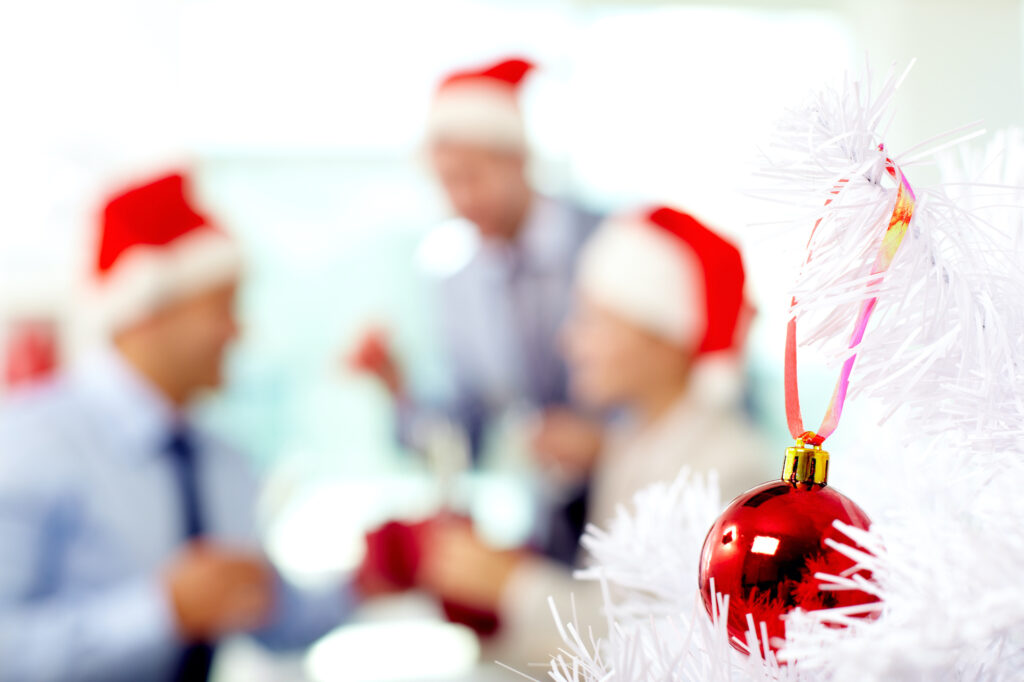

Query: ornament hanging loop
[784,158,917,445]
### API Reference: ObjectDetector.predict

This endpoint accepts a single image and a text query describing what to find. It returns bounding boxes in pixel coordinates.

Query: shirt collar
[72,347,181,457]
[618,383,703,444]
[478,195,577,276]
[520,195,580,272]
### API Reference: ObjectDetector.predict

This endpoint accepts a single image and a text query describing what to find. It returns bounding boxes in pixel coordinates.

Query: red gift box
[357,517,501,637]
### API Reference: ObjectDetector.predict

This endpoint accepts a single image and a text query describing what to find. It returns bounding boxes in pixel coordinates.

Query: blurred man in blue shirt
[351,58,604,564]
[0,173,355,682]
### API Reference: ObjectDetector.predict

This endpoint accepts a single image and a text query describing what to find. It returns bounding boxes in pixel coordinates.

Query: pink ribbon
[785,155,916,445]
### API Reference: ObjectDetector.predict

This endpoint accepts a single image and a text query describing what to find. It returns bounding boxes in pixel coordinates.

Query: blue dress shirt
[400,195,601,565]
[0,349,354,682]
[402,195,601,457]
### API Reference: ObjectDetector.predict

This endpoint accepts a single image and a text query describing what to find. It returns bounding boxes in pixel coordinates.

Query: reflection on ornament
[698,437,877,652]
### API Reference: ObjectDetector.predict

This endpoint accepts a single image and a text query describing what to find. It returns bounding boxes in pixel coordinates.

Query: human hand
[164,542,276,642]
[531,407,604,481]
[417,521,524,612]
[346,327,404,397]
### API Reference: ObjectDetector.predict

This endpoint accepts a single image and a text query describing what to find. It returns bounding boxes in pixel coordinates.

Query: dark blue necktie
[165,427,214,682]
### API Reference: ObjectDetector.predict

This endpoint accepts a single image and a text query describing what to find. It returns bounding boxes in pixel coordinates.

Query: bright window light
[415,218,480,278]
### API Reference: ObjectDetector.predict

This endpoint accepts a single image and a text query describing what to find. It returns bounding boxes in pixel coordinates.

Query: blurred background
[0,0,1021,680]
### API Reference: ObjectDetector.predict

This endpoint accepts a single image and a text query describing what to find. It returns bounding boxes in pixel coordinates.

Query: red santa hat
[425,57,535,151]
[93,172,242,330]
[577,207,750,357]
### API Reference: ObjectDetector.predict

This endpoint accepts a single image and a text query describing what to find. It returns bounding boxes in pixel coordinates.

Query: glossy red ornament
[698,439,877,652]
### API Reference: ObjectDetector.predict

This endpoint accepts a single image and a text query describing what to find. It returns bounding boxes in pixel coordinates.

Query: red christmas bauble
[698,442,877,652]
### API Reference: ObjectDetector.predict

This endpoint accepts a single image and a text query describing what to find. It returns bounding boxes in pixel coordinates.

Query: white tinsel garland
[528,64,1024,681]
[755,62,1024,450]
[535,471,793,682]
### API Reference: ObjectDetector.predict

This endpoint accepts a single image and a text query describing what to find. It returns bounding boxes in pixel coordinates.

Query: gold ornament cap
[782,435,830,486]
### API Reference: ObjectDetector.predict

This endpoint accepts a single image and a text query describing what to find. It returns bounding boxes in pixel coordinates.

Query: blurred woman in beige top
[419,207,773,671]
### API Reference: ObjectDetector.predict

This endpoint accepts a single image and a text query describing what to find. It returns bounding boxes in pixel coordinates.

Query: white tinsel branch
[534,63,1024,681]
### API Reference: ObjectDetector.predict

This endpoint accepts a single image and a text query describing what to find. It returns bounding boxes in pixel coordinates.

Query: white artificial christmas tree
[522,63,1024,682]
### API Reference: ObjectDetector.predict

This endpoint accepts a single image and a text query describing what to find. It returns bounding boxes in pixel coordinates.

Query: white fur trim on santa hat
[426,81,526,151]
[91,228,242,332]
[577,217,707,349]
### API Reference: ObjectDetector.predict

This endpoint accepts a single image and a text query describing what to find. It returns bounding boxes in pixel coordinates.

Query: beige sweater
[487,387,774,670]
